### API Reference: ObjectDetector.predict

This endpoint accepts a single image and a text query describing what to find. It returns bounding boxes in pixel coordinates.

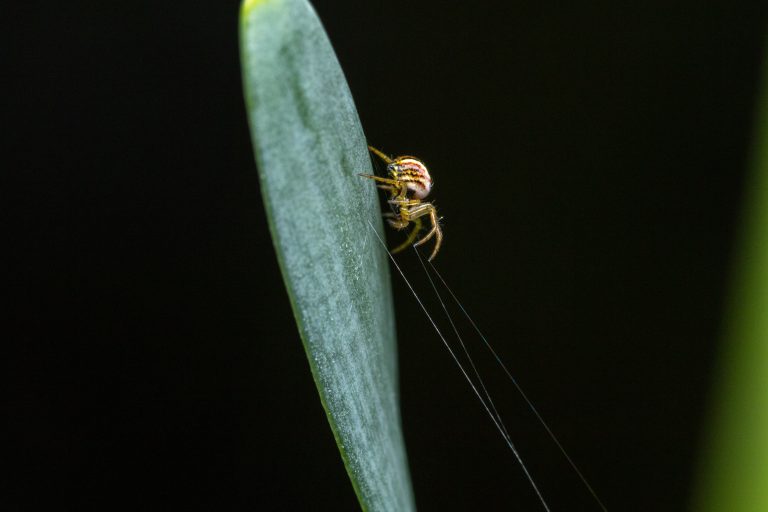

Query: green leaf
[239,0,415,510]
[693,39,768,511]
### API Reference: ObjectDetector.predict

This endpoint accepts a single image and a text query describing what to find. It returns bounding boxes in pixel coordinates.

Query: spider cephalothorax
[360,145,443,261]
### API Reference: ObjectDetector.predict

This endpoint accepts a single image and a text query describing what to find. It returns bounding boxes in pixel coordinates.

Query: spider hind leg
[407,204,443,261]
[392,217,423,254]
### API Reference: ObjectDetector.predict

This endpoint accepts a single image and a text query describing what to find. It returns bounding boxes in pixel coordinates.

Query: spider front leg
[367,146,394,165]
[402,202,443,261]
[358,174,399,187]
[358,174,408,199]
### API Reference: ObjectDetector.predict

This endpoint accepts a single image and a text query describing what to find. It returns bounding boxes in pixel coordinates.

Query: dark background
[8,1,768,510]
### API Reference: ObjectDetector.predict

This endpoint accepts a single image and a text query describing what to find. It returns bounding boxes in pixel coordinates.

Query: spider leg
[368,146,394,164]
[392,217,422,254]
[404,203,443,261]
[358,173,399,186]
[388,198,421,207]
[360,174,408,200]
[382,211,408,229]
[386,218,409,229]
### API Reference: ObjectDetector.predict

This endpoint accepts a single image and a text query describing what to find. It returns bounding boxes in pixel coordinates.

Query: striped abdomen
[390,156,433,199]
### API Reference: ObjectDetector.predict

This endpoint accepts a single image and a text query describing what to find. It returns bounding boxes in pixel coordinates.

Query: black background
[8,1,768,510]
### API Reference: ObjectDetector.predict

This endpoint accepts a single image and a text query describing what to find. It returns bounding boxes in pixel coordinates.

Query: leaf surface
[240,0,415,509]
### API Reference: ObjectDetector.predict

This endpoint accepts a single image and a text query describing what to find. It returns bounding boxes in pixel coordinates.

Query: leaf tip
[240,0,273,17]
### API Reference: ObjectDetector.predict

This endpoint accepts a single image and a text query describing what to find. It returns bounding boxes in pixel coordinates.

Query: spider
[360,145,443,261]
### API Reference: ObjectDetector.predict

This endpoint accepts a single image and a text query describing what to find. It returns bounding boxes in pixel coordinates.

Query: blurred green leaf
[239,0,415,509]
[693,40,768,511]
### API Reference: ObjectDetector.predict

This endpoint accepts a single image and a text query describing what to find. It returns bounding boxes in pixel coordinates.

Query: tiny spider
[360,145,443,261]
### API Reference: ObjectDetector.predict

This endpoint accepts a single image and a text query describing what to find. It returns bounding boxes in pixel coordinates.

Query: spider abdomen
[390,157,433,199]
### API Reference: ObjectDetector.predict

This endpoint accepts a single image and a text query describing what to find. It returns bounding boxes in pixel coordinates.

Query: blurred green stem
[693,40,768,511]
